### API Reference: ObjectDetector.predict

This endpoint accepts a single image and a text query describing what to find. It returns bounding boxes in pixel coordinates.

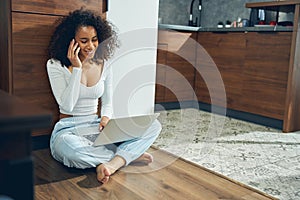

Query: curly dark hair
[48,8,118,67]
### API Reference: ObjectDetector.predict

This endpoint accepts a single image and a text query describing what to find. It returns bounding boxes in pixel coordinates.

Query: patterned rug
[153,108,300,200]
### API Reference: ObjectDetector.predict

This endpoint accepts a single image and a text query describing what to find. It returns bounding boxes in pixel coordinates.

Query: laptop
[75,113,159,146]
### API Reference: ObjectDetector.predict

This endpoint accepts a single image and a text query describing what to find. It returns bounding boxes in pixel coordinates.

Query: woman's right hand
[67,39,82,68]
[99,116,110,132]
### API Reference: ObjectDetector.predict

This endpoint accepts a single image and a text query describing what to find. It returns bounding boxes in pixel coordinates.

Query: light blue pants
[50,114,161,169]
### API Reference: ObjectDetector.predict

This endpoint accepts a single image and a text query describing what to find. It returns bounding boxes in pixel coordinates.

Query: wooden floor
[33,147,277,200]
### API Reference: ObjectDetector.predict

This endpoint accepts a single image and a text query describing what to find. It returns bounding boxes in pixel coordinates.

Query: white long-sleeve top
[46,58,113,119]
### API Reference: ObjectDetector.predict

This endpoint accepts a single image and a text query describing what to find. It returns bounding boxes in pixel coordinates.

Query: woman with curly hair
[46,8,161,184]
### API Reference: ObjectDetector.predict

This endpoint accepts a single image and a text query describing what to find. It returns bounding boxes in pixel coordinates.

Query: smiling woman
[74,26,99,61]
[46,8,162,184]
[48,8,118,68]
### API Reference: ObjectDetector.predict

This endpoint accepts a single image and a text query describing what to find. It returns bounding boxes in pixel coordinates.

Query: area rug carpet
[153,108,300,200]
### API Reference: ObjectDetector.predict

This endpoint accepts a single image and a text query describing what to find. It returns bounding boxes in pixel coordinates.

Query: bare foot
[96,156,126,184]
[96,164,114,183]
[131,152,153,165]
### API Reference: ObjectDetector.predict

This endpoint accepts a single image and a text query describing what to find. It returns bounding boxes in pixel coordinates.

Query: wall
[107,0,159,118]
[158,0,294,27]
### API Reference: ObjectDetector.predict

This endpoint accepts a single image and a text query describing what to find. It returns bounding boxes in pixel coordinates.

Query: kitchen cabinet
[156,30,197,103]
[155,43,167,102]
[11,0,105,16]
[242,32,292,120]
[0,0,104,136]
[195,31,292,121]
[157,28,294,131]
[196,32,246,109]
[246,1,300,132]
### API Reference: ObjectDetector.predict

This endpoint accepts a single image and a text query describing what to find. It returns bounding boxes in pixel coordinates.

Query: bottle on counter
[258,9,266,24]
[249,8,259,26]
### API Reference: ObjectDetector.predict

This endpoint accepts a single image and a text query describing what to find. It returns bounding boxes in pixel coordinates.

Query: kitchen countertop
[158,23,293,32]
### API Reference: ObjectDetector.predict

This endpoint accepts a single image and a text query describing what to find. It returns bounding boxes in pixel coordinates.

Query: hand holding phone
[67,39,82,68]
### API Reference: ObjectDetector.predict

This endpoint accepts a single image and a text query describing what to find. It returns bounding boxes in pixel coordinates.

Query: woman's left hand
[99,116,110,132]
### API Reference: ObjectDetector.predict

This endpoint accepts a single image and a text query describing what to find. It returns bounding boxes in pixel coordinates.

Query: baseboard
[154,101,283,130]
[154,100,197,111]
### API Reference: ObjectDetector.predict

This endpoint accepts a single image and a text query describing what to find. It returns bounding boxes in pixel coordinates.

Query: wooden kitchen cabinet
[11,12,59,119]
[242,32,292,120]
[11,0,105,17]
[156,30,197,103]
[0,0,105,136]
[195,31,292,122]
[155,43,167,102]
[245,1,300,132]
[196,32,246,109]
[195,31,292,119]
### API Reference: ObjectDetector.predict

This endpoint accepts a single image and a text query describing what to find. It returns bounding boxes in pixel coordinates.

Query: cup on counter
[217,21,224,28]
[241,19,249,27]
[225,20,231,28]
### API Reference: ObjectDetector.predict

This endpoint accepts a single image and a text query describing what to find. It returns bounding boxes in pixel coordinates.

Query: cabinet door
[243,32,292,120]
[155,43,167,103]
[196,32,245,109]
[12,12,59,135]
[158,30,197,102]
[12,0,104,16]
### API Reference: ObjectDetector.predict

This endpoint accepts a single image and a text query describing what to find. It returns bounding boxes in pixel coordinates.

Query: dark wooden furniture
[195,31,292,121]
[196,32,246,109]
[0,90,52,200]
[155,43,167,103]
[156,30,197,103]
[156,29,293,131]
[242,32,292,120]
[0,0,105,136]
[33,147,276,200]
[245,1,300,132]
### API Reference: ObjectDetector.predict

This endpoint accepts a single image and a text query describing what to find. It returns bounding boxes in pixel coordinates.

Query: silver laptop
[94,113,159,146]
[75,113,159,146]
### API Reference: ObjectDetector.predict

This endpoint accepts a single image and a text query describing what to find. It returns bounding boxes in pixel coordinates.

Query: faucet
[188,0,202,27]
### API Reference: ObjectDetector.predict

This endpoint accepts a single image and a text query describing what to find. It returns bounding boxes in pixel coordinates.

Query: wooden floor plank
[33,148,277,200]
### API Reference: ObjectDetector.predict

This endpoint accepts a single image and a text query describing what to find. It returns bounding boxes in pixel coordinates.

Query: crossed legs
[96,152,153,183]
